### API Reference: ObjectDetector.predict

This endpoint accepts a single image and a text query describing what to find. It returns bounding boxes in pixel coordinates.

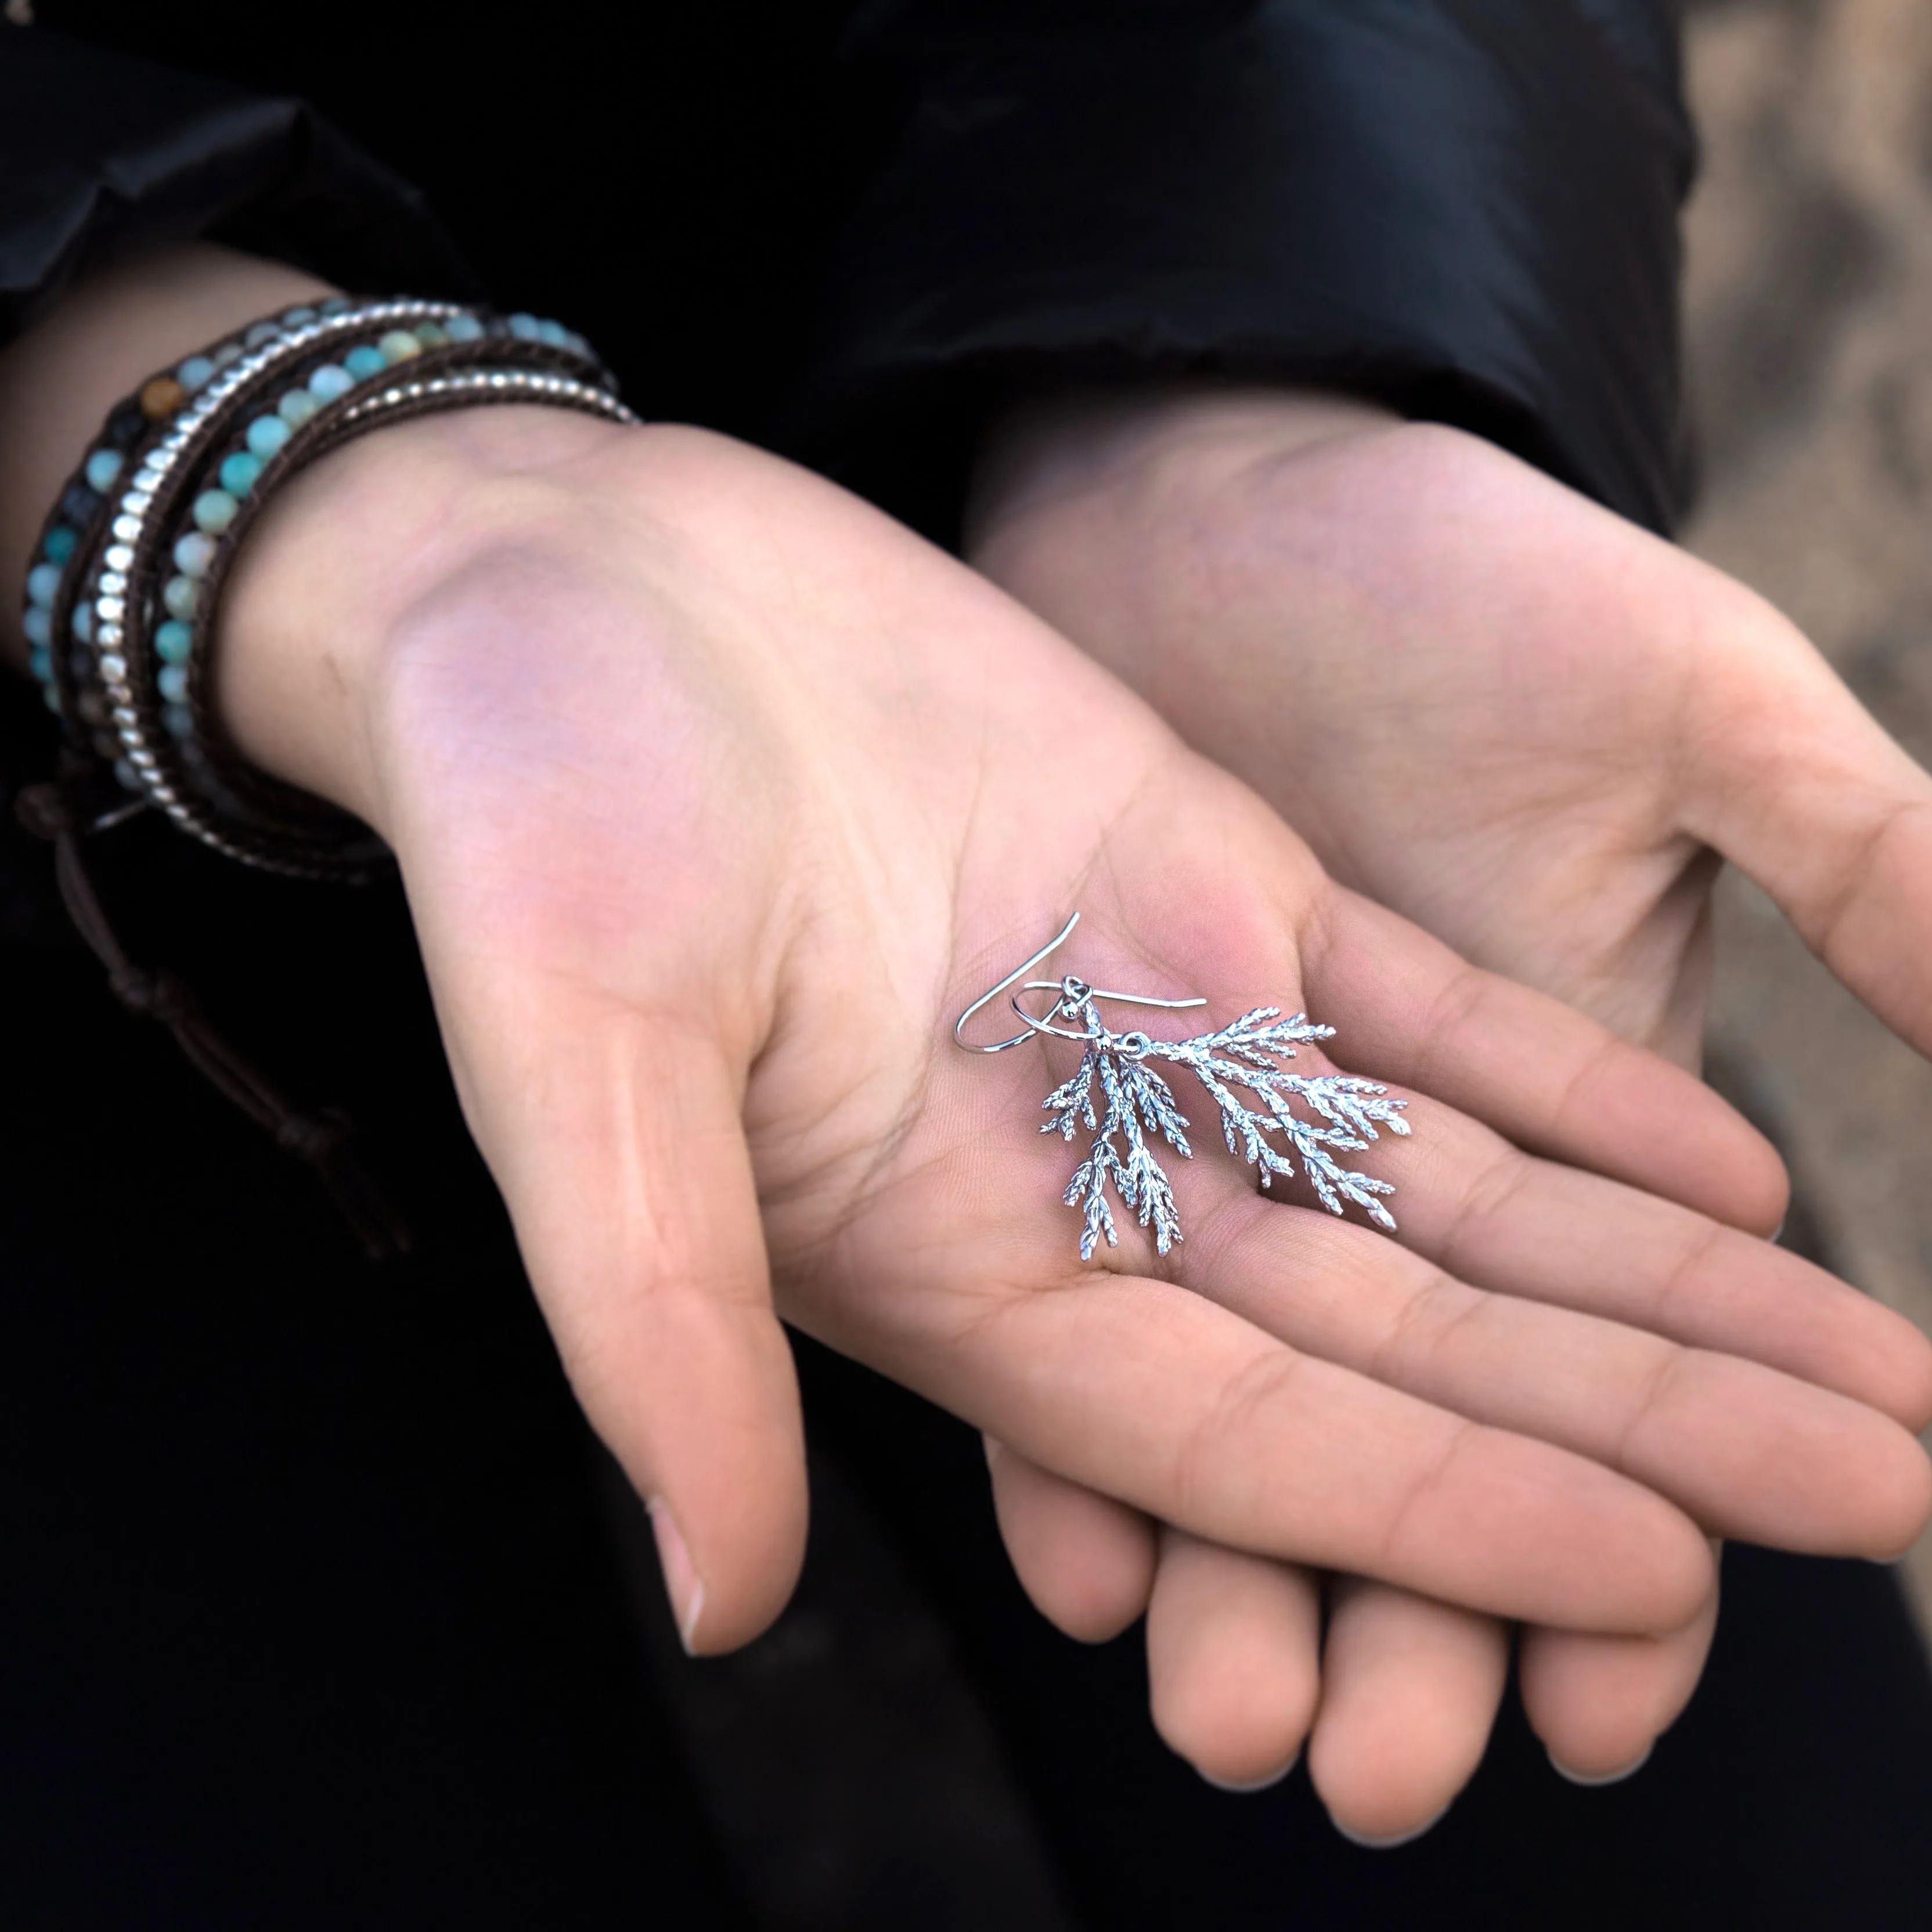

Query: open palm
[971,384,1932,1829]
[229,405,1928,1847]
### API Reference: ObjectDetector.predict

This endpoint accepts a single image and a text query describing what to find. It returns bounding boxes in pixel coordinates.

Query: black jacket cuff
[787,0,1695,540]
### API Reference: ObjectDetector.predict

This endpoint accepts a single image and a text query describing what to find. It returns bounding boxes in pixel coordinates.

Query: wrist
[212,403,644,837]
[968,381,1398,556]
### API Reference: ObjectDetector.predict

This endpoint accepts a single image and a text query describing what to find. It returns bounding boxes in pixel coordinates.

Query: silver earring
[956,913,1411,1260]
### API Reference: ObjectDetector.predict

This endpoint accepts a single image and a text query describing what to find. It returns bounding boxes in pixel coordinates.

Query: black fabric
[0,27,476,340]
[801,0,1696,538]
[8,2,1691,538]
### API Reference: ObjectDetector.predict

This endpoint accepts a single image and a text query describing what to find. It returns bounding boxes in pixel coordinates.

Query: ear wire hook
[952,911,1208,1052]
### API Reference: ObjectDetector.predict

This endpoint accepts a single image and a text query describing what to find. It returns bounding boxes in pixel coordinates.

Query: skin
[968,381,1932,1834]
[4,255,1929,1847]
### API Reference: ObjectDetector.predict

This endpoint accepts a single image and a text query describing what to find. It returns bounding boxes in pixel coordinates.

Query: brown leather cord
[13,766,410,1261]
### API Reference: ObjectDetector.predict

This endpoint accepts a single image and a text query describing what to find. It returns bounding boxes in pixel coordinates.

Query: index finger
[798,1266,1714,1636]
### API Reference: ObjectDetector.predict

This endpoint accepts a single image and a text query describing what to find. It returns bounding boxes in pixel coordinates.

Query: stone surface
[1685,0,1932,1621]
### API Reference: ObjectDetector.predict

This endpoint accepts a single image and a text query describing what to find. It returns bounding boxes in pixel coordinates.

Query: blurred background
[1686,0,1932,1623]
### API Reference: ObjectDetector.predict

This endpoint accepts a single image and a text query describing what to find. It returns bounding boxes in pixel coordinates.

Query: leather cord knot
[276,1110,348,1163]
[107,964,197,1026]
[15,780,75,842]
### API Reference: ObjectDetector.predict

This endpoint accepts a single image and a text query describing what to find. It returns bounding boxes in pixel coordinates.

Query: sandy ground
[1685,0,1932,1625]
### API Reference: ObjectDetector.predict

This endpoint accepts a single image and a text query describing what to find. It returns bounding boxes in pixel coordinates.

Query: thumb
[1682,593,1932,1058]
[466,1007,806,1655]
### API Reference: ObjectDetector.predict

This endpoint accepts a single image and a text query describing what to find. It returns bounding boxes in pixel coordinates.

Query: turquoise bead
[244,319,281,348]
[444,313,485,343]
[244,414,291,459]
[414,322,449,348]
[42,525,78,564]
[156,664,189,705]
[378,329,421,363]
[211,342,243,370]
[319,297,354,316]
[278,388,322,427]
[84,448,124,492]
[507,312,540,341]
[308,364,354,401]
[283,305,317,326]
[177,355,215,391]
[28,647,51,685]
[343,345,388,379]
[172,531,217,578]
[220,451,264,495]
[536,319,569,347]
[155,619,193,665]
[26,561,61,608]
[23,606,52,649]
[163,575,200,620]
[192,489,238,534]
[72,601,93,645]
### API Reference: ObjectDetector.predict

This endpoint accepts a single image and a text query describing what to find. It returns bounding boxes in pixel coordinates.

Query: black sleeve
[0,23,475,348]
[783,0,1697,539]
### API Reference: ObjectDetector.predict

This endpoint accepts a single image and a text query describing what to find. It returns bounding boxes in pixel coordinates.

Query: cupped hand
[215,410,1923,1750]
[969,383,1932,1830]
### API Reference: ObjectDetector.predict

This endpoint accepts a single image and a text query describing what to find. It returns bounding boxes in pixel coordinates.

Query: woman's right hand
[211,406,1930,1674]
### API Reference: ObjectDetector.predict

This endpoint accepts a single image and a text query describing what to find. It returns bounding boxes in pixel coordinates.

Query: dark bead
[59,482,100,526]
[92,730,120,762]
[104,401,146,446]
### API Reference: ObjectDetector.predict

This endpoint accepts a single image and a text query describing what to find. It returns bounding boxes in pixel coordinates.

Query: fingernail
[647,1496,705,1655]
[1549,1742,1652,1787]
[1332,1805,1448,1850]
[1201,1750,1300,1794]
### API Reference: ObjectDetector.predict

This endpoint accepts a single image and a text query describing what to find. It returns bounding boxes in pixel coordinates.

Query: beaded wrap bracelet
[32,297,639,878]
[15,297,639,1254]
[23,309,305,750]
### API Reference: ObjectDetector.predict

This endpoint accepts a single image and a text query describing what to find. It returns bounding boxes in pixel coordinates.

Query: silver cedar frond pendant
[955,914,1411,1261]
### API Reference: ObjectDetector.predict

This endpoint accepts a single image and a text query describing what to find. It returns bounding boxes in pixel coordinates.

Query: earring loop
[952,913,1082,1052]
[953,913,1208,1052]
